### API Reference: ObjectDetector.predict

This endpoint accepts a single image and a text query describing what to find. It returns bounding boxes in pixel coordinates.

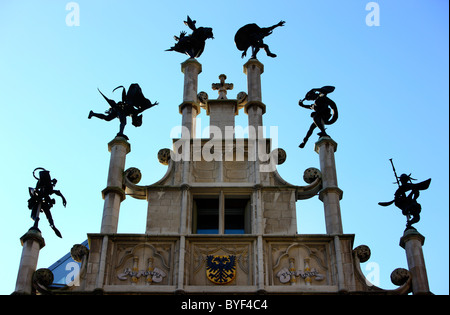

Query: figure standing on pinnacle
[298,86,338,148]
[379,159,431,230]
[166,16,214,58]
[235,21,285,59]
[88,83,158,140]
[27,168,66,238]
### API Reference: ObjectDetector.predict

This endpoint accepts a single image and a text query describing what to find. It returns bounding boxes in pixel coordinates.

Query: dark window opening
[225,198,250,234]
[194,198,219,234]
[193,196,251,234]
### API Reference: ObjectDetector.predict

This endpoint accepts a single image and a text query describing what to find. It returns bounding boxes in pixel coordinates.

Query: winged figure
[379,173,431,230]
[166,16,214,58]
[88,83,158,139]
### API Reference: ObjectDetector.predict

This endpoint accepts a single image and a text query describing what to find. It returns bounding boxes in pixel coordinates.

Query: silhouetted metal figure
[27,168,66,238]
[298,86,338,148]
[166,16,214,58]
[379,159,431,230]
[235,21,285,59]
[89,83,158,139]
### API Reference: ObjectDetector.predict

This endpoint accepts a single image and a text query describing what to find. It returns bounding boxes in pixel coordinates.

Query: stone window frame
[191,191,251,235]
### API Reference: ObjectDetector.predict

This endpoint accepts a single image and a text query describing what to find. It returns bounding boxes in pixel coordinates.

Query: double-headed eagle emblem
[206,255,237,285]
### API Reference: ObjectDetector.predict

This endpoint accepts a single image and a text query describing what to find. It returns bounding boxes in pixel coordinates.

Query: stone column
[243,59,266,135]
[400,229,431,295]
[100,136,130,234]
[315,137,343,235]
[13,228,45,294]
[179,58,202,139]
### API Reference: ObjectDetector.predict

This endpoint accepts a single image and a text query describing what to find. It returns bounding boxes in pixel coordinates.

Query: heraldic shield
[206,255,237,285]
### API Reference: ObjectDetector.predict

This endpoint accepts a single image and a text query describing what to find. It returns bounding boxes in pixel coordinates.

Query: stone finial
[212,74,234,99]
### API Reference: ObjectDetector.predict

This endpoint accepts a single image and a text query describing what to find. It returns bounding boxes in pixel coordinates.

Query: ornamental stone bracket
[272,167,323,201]
[123,167,146,200]
[352,245,413,294]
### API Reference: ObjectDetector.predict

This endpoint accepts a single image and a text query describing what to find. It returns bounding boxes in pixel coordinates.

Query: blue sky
[0,0,448,294]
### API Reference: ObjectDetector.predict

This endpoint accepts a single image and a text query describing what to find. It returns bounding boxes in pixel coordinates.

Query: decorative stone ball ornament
[158,148,172,165]
[303,167,322,184]
[391,268,411,286]
[124,167,142,184]
[353,245,371,263]
[71,244,89,263]
[275,148,287,165]
[32,268,54,287]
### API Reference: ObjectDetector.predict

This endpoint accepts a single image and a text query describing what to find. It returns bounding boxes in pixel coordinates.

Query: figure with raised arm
[27,168,67,238]
[166,16,214,58]
[298,86,338,148]
[379,160,431,230]
[88,83,158,139]
[235,21,285,59]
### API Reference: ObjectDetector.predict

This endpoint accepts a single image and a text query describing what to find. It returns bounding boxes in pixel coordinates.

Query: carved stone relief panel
[187,239,254,286]
[268,241,331,286]
[109,239,175,286]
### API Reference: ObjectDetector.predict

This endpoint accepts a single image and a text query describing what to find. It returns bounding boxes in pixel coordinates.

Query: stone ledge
[179,101,201,115]
[318,186,344,201]
[102,186,126,201]
[244,101,266,115]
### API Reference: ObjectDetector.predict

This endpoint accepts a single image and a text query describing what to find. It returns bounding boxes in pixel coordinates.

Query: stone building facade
[14,58,430,295]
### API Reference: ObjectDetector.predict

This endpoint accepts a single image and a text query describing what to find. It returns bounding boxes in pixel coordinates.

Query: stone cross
[212,74,233,99]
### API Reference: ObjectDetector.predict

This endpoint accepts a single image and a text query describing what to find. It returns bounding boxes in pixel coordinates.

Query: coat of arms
[206,255,236,285]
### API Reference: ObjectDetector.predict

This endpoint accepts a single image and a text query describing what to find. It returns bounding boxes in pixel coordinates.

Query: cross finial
[212,74,233,99]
